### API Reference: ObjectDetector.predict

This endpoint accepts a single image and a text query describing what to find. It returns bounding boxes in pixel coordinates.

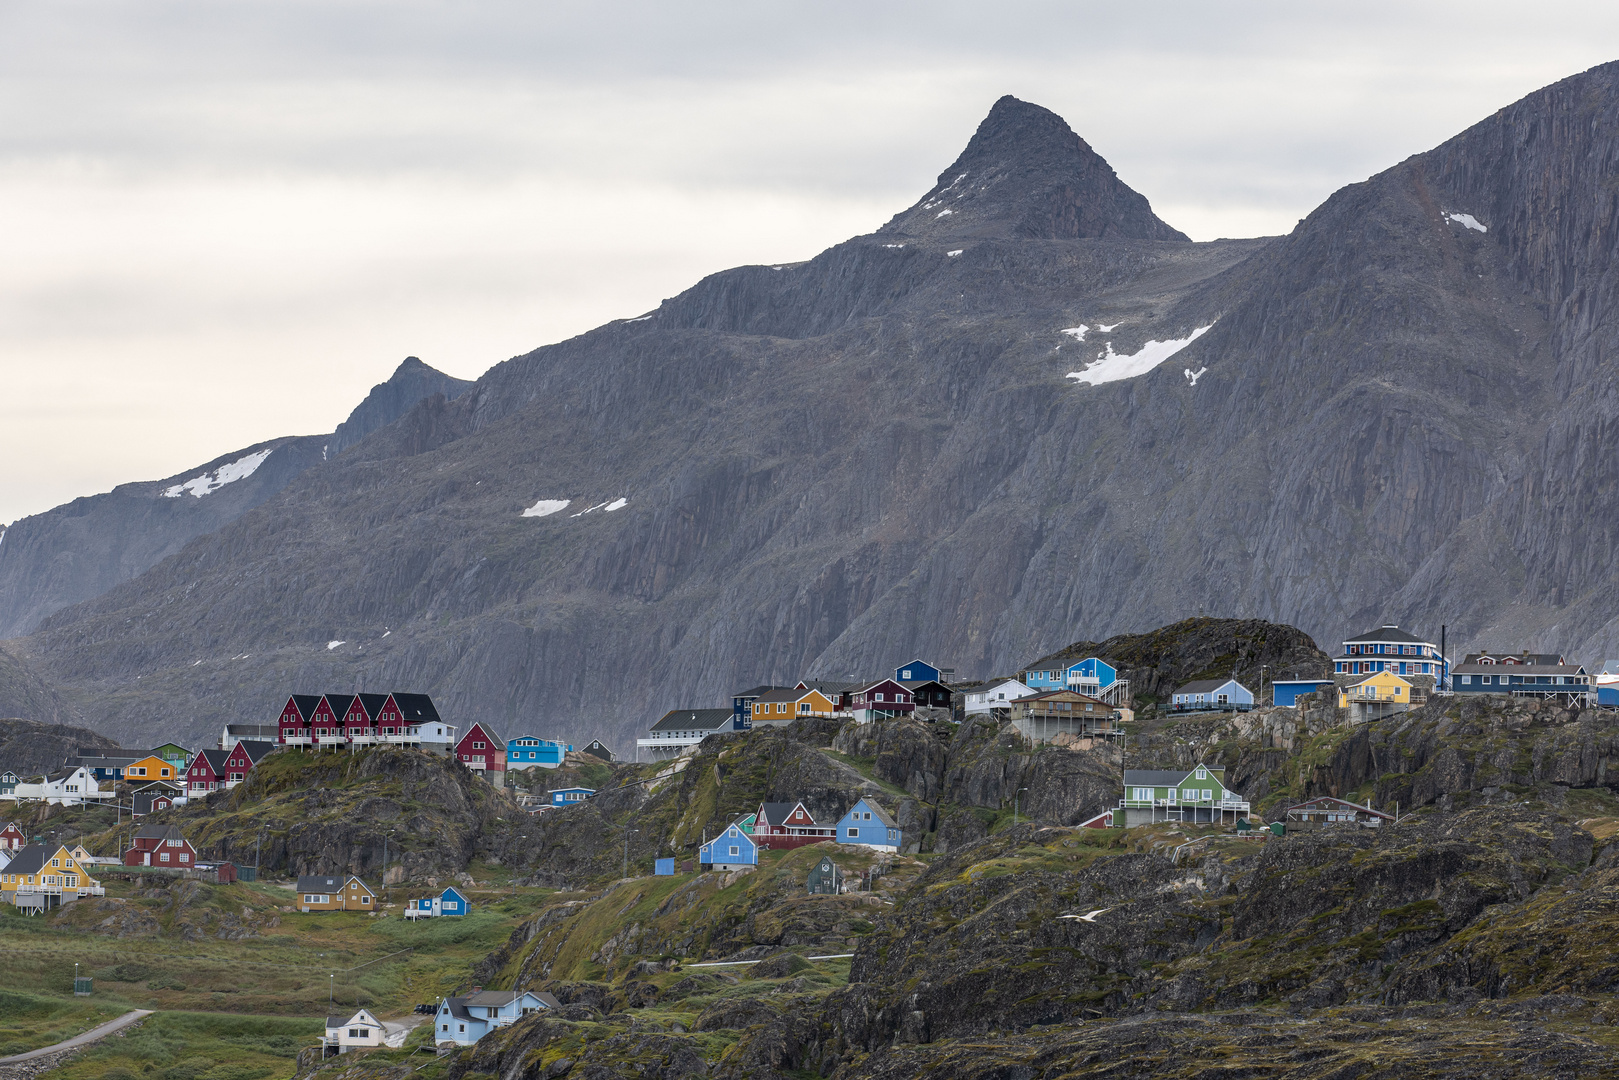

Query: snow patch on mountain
[522,499,570,518]
[162,449,273,498]
[1068,324,1215,386]
[1446,212,1488,233]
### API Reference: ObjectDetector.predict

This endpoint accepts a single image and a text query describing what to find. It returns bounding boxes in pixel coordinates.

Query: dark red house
[0,821,26,851]
[187,749,229,796]
[753,801,834,850]
[123,824,198,867]
[454,722,507,787]
[278,694,322,746]
[223,740,276,786]
[848,679,914,720]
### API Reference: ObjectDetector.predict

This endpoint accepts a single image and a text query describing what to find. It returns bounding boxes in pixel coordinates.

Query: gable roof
[795,679,864,695]
[461,721,505,744]
[235,741,277,763]
[297,874,346,892]
[285,694,324,720]
[134,824,185,841]
[390,693,441,724]
[1018,689,1109,704]
[357,692,394,718]
[1343,670,1412,687]
[1173,678,1242,695]
[132,792,171,815]
[848,798,897,827]
[650,708,733,733]
[1284,796,1394,820]
[897,679,950,692]
[732,684,789,699]
[1123,765,1225,787]
[193,749,230,773]
[4,844,55,876]
[1343,625,1432,645]
[757,801,811,827]
[1453,662,1586,676]
[323,694,358,721]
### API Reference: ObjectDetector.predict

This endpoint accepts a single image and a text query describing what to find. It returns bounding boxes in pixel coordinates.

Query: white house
[324,1008,386,1054]
[964,678,1036,715]
[6,766,113,806]
[637,709,736,761]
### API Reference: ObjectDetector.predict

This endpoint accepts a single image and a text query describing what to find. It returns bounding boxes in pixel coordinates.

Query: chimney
[470,985,482,994]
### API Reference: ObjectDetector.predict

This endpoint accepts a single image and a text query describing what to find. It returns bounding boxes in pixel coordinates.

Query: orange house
[123,755,179,784]
[751,688,839,726]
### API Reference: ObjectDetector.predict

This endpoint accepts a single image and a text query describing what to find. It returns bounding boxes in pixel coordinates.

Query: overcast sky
[2,2,1616,524]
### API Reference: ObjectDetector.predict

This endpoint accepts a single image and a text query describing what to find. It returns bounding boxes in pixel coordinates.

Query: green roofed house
[149,743,192,770]
[1118,763,1250,827]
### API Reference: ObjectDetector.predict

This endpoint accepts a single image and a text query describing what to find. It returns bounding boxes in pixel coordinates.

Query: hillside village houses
[435,988,559,1048]
[1451,651,1594,707]
[1169,678,1255,713]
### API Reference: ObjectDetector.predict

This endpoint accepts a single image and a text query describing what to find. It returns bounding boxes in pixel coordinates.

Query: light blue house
[836,798,902,852]
[1170,678,1254,712]
[1024,656,1118,694]
[507,736,571,769]
[549,787,595,807]
[699,821,758,867]
[894,659,942,683]
[435,989,560,1046]
[1271,679,1335,707]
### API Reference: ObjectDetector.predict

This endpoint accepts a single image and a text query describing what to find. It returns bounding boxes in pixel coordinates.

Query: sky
[2,2,1617,525]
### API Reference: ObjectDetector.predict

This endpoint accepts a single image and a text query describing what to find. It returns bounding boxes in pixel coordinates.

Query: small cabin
[549,787,595,807]
[835,798,902,852]
[806,855,844,895]
[1271,679,1335,707]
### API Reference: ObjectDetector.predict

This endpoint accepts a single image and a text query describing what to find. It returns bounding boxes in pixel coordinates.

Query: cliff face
[0,716,119,776]
[20,65,1619,753]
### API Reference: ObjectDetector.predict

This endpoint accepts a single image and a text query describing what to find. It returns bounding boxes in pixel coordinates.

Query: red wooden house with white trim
[753,801,834,850]
[187,749,229,796]
[123,824,198,867]
[454,723,507,788]
[319,695,356,747]
[223,740,275,787]
[848,679,915,722]
[0,822,25,852]
[278,694,322,746]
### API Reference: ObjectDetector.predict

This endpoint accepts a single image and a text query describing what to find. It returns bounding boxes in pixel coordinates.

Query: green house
[736,813,757,835]
[806,854,844,896]
[1119,763,1250,827]
[149,743,192,769]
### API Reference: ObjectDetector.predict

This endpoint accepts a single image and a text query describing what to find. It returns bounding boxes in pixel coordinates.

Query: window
[1195,767,1207,779]
[875,693,884,702]
[361,895,370,904]
[350,1029,363,1039]
[474,741,485,749]
[729,845,739,856]
[50,858,59,867]
[160,853,170,862]
[848,827,859,837]
[1203,789,1212,801]
[1461,675,1471,684]
[1483,675,1493,685]
[1182,788,1198,800]
[180,853,189,862]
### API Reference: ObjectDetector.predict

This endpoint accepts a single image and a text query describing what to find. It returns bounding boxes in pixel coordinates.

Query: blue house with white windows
[1271,679,1336,707]
[549,787,594,807]
[405,885,470,919]
[1170,678,1254,712]
[507,736,571,769]
[1023,656,1118,694]
[894,660,942,683]
[435,989,559,1046]
[836,798,902,852]
[699,820,758,867]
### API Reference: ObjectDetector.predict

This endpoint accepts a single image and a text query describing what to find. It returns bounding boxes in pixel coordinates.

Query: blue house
[1450,652,1593,706]
[836,798,902,852]
[507,736,571,769]
[435,989,560,1046]
[1271,679,1335,707]
[1169,678,1254,712]
[699,821,758,867]
[1023,656,1118,694]
[894,660,942,683]
[549,787,594,807]
[1600,686,1619,707]
[404,885,470,919]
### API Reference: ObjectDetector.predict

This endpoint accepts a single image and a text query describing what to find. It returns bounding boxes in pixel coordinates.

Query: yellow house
[297,874,376,913]
[0,843,104,905]
[752,688,839,726]
[124,755,179,784]
[1338,670,1413,707]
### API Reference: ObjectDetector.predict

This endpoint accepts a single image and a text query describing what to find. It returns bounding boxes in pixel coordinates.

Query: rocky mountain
[18,64,1619,753]
[0,716,119,777]
[0,356,469,642]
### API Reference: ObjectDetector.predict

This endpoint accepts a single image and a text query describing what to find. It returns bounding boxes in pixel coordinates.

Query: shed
[806,855,844,895]
[655,858,675,876]
[1271,679,1335,707]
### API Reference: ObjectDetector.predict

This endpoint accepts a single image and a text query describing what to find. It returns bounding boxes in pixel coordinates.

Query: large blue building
[507,736,571,769]
[1023,656,1118,695]
[1271,679,1335,707]
[1450,651,1592,706]
[1333,625,1443,687]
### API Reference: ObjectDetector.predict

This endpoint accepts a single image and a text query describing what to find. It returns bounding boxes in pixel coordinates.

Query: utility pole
[623,827,638,879]
[1014,787,1028,828]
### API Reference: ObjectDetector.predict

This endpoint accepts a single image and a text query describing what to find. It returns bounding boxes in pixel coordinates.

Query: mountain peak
[330,357,473,454]
[880,95,1187,243]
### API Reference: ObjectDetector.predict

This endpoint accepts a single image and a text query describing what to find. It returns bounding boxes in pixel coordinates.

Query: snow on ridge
[162,448,273,498]
[883,243,905,249]
[1184,366,1208,386]
[522,499,570,518]
[947,249,963,257]
[1060,326,1089,341]
[1098,322,1120,332]
[624,314,654,323]
[571,497,629,517]
[327,640,345,650]
[1067,324,1215,386]
[936,208,954,218]
[604,498,628,512]
[1446,212,1487,233]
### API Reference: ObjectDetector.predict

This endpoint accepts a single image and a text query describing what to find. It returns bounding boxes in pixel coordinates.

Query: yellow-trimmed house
[1,843,104,911]
[297,873,377,912]
[1338,669,1414,720]
[751,687,839,726]
[123,755,180,784]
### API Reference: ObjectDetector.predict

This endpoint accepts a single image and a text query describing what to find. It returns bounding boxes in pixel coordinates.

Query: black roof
[650,708,734,733]
[796,679,864,695]
[225,724,279,737]
[288,694,324,720]
[134,824,185,840]
[77,747,142,759]
[297,874,346,892]
[753,688,808,704]
[132,792,170,815]
[1123,767,1213,786]
[582,740,616,761]
[1343,625,1432,645]
[391,693,441,724]
[323,693,358,719]
[237,741,277,763]
[757,801,810,826]
[357,693,393,718]
[195,748,230,772]
[732,685,788,699]
[5,844,52,875]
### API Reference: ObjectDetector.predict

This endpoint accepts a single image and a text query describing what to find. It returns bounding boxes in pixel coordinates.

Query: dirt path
[0,1009,154,1065]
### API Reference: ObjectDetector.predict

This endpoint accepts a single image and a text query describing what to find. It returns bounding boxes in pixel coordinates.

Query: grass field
[0,874,556,1075]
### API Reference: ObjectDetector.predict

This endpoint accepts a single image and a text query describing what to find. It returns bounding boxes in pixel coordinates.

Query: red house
[278,694,322,746]
[753,801,834,850]
[849,679,914,721]
[132,791,173,817]
[123,824,198,867]
[223,740,276,786]
[187,749,229,796]
[0,822,25,852]
[454,723,507,788]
